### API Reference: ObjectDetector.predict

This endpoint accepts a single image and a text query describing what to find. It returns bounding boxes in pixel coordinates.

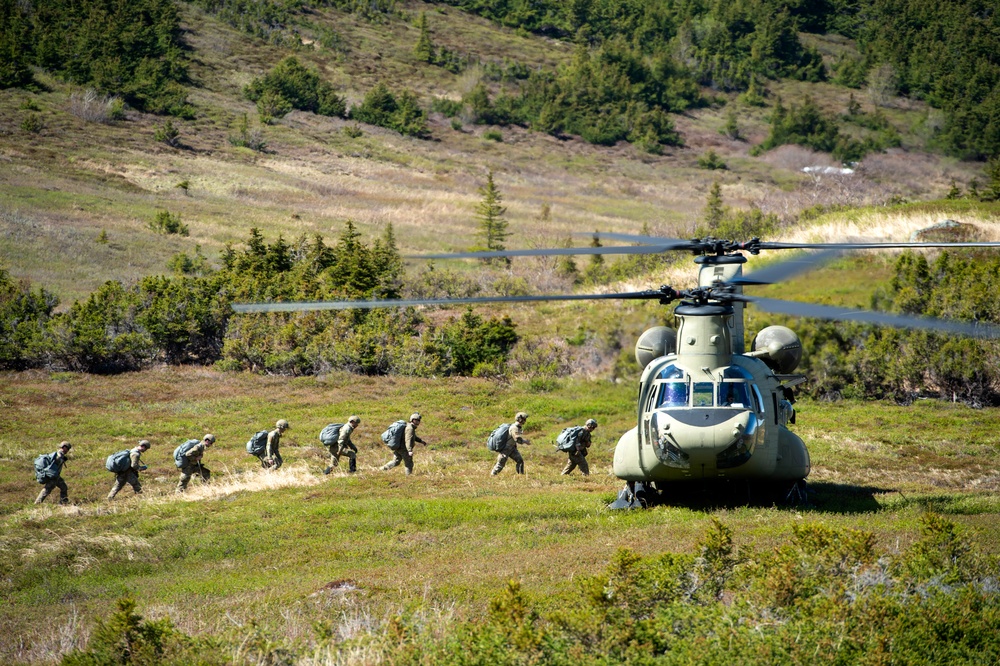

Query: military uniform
[327,418,359,474]
[265,420,289,469]
[492,413,529,476]
[108,442,149,500]
[177,435,214,492]
[562,420,598,476]
[35,442,71,504]
[382,415,425,475]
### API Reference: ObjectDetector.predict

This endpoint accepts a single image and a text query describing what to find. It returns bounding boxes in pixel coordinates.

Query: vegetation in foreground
[1,368,999,663]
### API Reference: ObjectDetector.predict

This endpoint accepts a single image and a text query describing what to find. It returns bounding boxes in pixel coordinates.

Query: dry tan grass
[160,464,322,503]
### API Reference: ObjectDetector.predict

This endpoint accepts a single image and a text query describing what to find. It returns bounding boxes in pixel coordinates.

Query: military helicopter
[233,234,1000,508]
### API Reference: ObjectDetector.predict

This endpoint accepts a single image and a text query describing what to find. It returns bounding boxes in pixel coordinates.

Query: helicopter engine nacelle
[752,325,802,373]
[635,326,678,368]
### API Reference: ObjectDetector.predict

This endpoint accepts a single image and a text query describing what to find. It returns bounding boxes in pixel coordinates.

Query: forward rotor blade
[576,232,696,247]
[232,289,675,313]
[748,296,1000,338]
[731,249,842,286]
[408,245,682,260]
[758,241,1000,251]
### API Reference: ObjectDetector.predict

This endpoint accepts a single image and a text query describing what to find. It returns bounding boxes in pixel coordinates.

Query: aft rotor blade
[577,232,697,248]
[748,296,1000,338]
[232,289,676,313]
[408,245,682,260]
[731,249,842,286]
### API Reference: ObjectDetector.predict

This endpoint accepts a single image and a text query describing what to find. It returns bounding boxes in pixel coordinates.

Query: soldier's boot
[324,466,333,475]
[35,487,50,504]
[59,496,70,504]
[348,458,357,473]
[107,488,120,501]
[516,461,525,474]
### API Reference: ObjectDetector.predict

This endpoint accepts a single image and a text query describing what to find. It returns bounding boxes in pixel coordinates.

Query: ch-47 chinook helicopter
[232,234,1000,508]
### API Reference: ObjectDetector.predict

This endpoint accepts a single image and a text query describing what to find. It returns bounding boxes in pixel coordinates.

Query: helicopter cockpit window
[656,365,685,380]
[692,382,714,407]
[656,382,689,408]
[717,381,751,408]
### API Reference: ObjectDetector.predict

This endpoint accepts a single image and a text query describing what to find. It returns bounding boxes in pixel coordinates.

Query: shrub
[350,83,429,138]
[149,210,188,236]
[153,119,180,146]
[342,124,363,138]
[228,114,267,152]
[20,113,42,133]
[483,128,503,142]
[697,150,727,170]
[244,56,346,118]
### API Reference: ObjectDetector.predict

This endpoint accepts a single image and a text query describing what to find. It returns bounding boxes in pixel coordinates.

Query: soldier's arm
[130,450,142,470]
[266,431,277,458]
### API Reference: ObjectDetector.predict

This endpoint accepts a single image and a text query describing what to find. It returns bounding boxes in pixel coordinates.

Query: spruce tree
[476,170,509,261]
[414,12,435,64]
[703,181,725,232]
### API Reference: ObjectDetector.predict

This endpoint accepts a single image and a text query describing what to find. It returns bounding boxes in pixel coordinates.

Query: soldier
[381,413,426,475]
[34,441,72,504]
[492,411,530,476]
[561,419,598,476]
[266,419,290,470]
[325,416,360,475]
[177,434,215,492]
[108,439,150,500]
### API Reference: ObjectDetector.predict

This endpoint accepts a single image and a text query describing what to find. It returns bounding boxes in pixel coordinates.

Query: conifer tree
[703,181,725,231]
[413,12,435,64]
[476,170,509,261]
[584,232,604,282]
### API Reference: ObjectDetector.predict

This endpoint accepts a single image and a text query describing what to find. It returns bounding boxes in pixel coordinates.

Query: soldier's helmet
[586,419,598,428]
[349,415,361,425]
[138,439,151,449]
[204,434,216,444]
[59,441,72,451]
[515,412,528,421]
[410,413,422,422]
[276,419,290,430]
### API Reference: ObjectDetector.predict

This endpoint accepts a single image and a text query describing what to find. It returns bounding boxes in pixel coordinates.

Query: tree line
[0,223,517,377]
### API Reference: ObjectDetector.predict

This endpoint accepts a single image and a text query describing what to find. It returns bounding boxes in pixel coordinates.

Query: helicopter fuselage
[613,255,809,486]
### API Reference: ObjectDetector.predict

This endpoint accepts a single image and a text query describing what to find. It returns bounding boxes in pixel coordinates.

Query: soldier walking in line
[561,419,598,476]
[381,413,426,475]
[492,412,530,476]
[176,434,215,492]
[34,441,72,504]
[266,419,290,470]
[108,439,151,500]
[325,416,360,474]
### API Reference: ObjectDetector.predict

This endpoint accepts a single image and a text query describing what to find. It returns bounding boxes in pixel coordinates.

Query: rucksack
[556,426,586,452]
[34,452,60,484]
[173,439,201,469]
[381,420,407,449]
[319,423,344,447]
[486,424,511,452]
[105,449,132,473]
[246,430,268,456]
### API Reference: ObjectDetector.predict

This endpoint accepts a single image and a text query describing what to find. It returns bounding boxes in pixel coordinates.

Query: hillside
[1,1,995,304]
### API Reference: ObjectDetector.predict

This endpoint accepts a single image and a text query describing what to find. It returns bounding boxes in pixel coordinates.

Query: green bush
[148,210,188,236]
[244,56,346,118]
[350,83,429,138]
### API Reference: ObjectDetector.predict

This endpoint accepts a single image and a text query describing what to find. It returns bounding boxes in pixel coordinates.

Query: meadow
[2,367,999,663]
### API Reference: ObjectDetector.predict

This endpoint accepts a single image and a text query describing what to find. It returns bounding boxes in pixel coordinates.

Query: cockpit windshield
[653,364,757,410]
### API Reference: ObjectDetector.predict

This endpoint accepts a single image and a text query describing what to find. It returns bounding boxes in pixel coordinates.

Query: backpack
[173,439,201,469]
[105,449,132,473]
[319,423,344,447]
[381,420,407,449]
[34,452,60,484]
[246,430,268,456]
[486,424,511,452]
[555,426,586,452]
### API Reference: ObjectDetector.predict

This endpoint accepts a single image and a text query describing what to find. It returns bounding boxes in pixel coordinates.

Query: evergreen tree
[584,232,605,282]
[476,170,509,261]
[413,12,435,64]
[703,181,725,232]
[557,235,579,283]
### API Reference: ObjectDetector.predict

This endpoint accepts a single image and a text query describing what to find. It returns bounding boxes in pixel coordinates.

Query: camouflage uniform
[561,419,598,476]
[265,420,289,470]
[108,441,149,500]
[492,412,529,476]
[177,434,214,492]
[35,442,71,504]
[326,417,359,474]
[382,414,425,475]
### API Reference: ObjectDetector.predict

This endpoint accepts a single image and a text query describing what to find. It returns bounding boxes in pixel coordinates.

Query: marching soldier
[177,434,215,492]
[561,419,598,476]
[382,413,426,475]
[266,419,290,470]
[492,411,529,476]
[34,441,72,504]
[108,439,151,500]
[325,416,360,474]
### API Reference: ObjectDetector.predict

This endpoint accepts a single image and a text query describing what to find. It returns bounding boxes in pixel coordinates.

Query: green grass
[2,368,1000,661]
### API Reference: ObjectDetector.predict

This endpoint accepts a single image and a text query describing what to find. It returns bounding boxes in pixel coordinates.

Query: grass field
[2,367,1000,662]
